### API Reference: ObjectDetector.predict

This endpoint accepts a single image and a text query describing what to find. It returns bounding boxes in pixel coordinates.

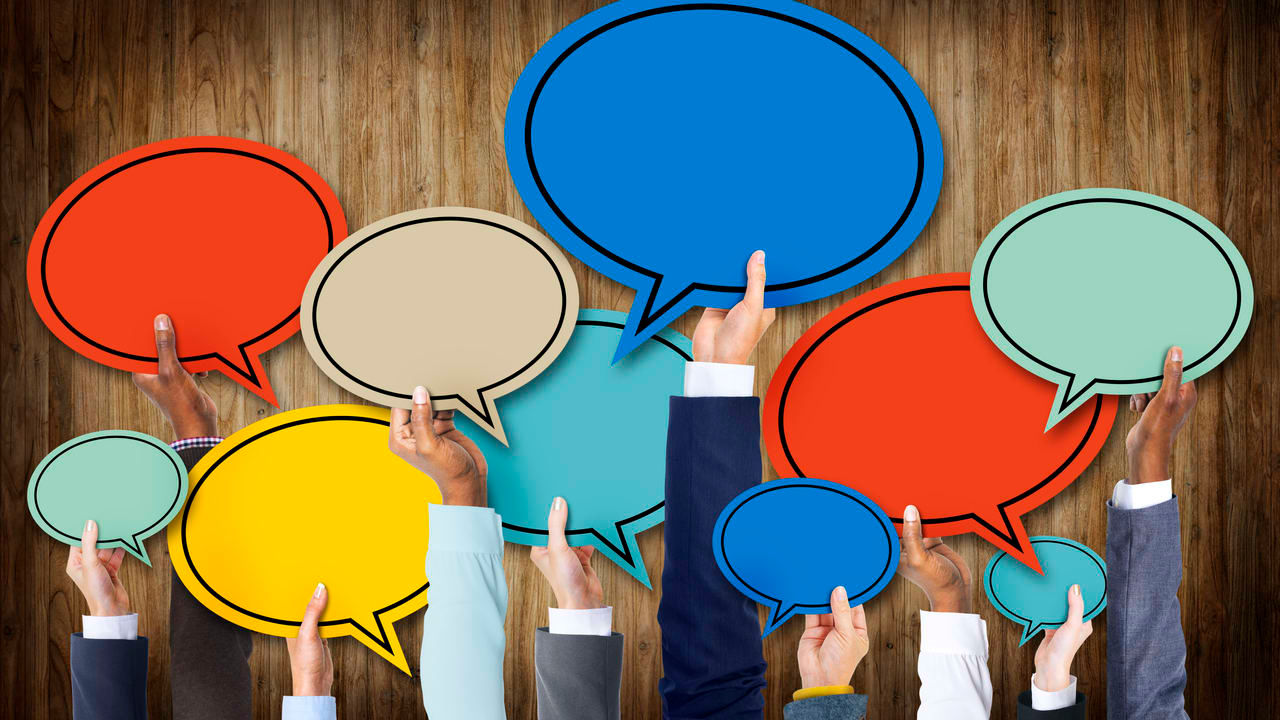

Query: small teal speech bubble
[971,188,1254,430]
[27,430,187,566]
[984,536,1107,645]
[712,478,899,637]
[457,309,689,586]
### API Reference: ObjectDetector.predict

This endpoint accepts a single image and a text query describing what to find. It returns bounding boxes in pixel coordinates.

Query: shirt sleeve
[281,696,336,720]
[82,614,139,640]
[917,611,993,720]
[548,607,613,636]
[1112,478,1173,510]
[1030,674,1078,711]
[683,361,755,397]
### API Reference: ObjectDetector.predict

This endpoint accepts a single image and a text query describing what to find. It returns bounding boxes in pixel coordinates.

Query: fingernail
[752,249,765,264]
[904,505,919,522]
[552,497,564,511]
[314,582,326,598]
[84,519,94,533]
[835,585,848,600]
[1071,584,1080,597]
[155,314,170,331]
[1171,346,1182,363]
[413,386,427,405]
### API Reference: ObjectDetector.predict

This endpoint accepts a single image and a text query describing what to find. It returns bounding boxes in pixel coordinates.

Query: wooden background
[2,0,1276,717]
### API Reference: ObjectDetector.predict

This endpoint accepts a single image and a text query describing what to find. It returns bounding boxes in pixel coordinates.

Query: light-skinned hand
[1126,346,1197,485]
[692,250,777,365]
[797,586,869,690]
[1034,583,1093,693]
[66,519,130,617]
[389,386,488,507]
[132,314,218,440]
[287,582,334,697]
[529,497,604,611]
[896,504,972,613]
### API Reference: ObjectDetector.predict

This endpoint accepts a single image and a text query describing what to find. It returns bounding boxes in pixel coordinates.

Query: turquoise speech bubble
[984,536,1107,645]
[971,189,1254,430]
[457,309,689,586]
[28,430,187,566]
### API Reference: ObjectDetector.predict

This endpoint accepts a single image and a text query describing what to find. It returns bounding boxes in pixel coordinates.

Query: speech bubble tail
[347,611,412,676]
[121,535,152,567]
[587,522,653,588]
[971,507,1044,574]
[213,345,279,407]
[613,275,695,364]
[763,601,798,638]
[1019,622,1045,646]
[452,389,509,446]
[1045,374,1097,432]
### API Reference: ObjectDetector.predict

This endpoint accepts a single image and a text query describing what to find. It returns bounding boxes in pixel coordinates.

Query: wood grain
[2,0,1276,717]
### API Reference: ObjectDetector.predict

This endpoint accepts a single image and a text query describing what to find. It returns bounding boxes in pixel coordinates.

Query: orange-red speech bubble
[27,137,346,405]
[763,273,1117,571]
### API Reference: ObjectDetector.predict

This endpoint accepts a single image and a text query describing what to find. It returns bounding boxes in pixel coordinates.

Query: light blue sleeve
[281,696,336,720]
[421,504,508,720]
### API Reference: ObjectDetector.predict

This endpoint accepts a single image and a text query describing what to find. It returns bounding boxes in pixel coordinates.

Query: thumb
[153,314,181,377]
[81,519,101,570]
[299,582,327,639]
[547,497,569,551]
[1156,346,1184,400]
[1062,583,1084,629]
[900,505,926,565]
[743,250,766,310]
[410,386,441,456]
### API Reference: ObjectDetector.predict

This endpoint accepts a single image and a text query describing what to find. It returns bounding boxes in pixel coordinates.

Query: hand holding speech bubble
[456,309,687,586]
[971,189,1254,429]
[28,430,186,566]
[27,137,346,406]
[301,208,579,445]
[167,405,442,674]
[764,274,1118,571]
[712,478,899,636]
[984,536,1107,645]
[505,0,943,361]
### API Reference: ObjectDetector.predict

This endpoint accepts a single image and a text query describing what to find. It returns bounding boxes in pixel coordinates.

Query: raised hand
[287,583,335,697]
[131,313,218,439]
[1033,584,1093,693]
[691,250,777,365]
[529,497,604,610]
[389,386,488,507]
[797,586,870,690]
[1126,346,1198,485]
[66,519,129,617]
[896,504,973,613]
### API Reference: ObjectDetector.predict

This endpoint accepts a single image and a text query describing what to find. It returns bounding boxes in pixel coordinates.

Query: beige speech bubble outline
[301,208,580,444]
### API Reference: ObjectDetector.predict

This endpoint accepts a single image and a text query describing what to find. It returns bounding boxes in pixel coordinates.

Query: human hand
[286,583,334,697]
[797,586,869,690]
[896,504,972,613]
[691,250,777,365]
[1033,584,1093,693]
[65,519,130,617]
[131,314,218,439]
[529,497,604,610]
[389,386,488,507]
[1126,346,1198,485]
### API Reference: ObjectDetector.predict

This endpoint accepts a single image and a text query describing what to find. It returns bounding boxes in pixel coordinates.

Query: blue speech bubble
[713,478,899,636]
[27,430,187,566]
[505,0,944,361]
[984,536,1107,645]
[456,309,689,586]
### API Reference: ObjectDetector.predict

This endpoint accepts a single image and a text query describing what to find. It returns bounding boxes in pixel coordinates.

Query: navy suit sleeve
[1017,690,1086,719]
[658,396,766,720]
[71,633,149,720]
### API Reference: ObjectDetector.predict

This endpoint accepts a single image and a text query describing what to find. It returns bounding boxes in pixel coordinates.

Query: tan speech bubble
[301,208,579,444]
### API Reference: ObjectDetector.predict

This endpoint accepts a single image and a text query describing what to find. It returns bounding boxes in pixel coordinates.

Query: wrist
[441,485,486,507]
[1127,453,1170,485]
[292,680,329,697]
[1034,668,1071,693]
[928,586,972,614]
[554,591,604,611]
[170,414,217,440]
[87,601,129,617]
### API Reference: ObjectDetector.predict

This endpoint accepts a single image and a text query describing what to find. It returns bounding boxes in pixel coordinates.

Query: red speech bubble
[763,273,1117,571]
[27,137,345,405]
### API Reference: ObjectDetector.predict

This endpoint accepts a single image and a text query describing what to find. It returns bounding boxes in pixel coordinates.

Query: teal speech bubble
[971,189,1253,430]
[984,536,1106,645]
[28,430,187,566]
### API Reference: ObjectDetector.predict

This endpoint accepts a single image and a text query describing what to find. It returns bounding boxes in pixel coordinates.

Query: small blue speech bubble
[27,430,187,566]
[984,536,1107,645]
[713,478,899,636]
[506,0,943,361]
[457,309,689,586]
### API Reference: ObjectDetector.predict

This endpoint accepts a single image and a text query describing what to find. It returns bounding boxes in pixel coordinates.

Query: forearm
[70,633,149,720]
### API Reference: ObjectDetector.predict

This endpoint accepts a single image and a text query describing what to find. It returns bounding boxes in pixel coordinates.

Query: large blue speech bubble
[27,430,187,566]
[983,536,1107,645]
[456,309,689,586]
[712,478,899,636]
[505,0,944,361]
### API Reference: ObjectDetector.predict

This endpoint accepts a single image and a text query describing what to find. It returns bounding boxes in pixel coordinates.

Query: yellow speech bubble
[167,404,440,674]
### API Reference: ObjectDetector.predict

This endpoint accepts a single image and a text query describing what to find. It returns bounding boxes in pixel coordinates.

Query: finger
[298,582,327,639]
[900,505,926,565]
[743,250,766,310]
[1128,395,1137,412]
[432,409,457,436]
[81,519,100,570]
[921,538,943,550]
[805,613,821,630]
[389,407,411,443]
[1156,346,1183,399]
[529,546,549,572]
[153,314,182,378]
[409,386,441,455]
[195,371,209,379]
[830,585,855,636]
[547,497,569,551]
[850,604,868,637]
[106,548,126,576]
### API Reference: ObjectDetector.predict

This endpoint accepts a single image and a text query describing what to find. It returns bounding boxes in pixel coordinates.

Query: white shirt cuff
[919,610,988,656]
[548,606,613,636]
[1031,674,1078,711]
[683,361,754,397]
[82,614,138,640]
[282,695,336,720]
[1112,479,1173,510]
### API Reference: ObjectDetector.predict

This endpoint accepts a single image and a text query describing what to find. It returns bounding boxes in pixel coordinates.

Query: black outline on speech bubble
[979,196,1246,415]
[498,317,690,567]
[37,146,339,387]
[984,537,1107,638]
[178,415,428,655]
[773,284,1107,552]
[307,215,571,431]
[31,432,185,556]
[519,2,930,335]
[716,480,897,620]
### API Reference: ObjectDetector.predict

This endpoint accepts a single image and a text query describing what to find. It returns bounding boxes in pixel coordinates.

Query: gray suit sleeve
[1106,496,1189,720]
[782,693,868,720]
[534,628,624,720]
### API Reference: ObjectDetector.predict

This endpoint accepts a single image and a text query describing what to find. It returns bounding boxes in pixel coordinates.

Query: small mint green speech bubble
[28,430,187,566]
[972,189,1253,430]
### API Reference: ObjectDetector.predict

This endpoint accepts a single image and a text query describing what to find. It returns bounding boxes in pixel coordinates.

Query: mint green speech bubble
[971,189,1253,430]
[27,430,187,566]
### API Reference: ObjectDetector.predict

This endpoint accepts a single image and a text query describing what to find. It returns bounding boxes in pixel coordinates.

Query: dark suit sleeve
[71,633,149,720]
[1106,497,1189,720]
[782,694,868,720]
[1017,690,1086,719]
[658,396,767,720]
[168,445,254,720]
[534,628,624,720]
